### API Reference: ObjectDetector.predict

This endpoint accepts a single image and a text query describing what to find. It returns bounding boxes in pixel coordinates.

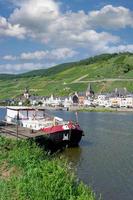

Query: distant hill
[0,52,133,99]
[0,74,15,80]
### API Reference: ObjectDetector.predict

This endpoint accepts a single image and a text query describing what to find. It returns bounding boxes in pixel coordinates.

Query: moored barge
[5,106,83,147]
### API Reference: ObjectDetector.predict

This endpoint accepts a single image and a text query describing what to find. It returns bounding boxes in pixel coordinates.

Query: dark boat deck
[0,123,46,139]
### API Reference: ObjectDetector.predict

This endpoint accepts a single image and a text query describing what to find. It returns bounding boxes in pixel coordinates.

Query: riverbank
[72,107,133,113]
[1,105,133,113]
[0,136,95,200]
[32,105,133,113]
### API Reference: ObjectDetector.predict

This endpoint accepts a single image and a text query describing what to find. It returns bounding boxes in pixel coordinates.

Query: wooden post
[16,111,19,140]
[75,111,78,123]
[16,123,18,140]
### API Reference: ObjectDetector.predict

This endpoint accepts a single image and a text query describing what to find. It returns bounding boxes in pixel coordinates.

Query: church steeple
[24,87,30,99]
[86,83,94,97]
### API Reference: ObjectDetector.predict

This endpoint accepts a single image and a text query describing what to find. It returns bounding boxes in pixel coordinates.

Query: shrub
[0,137,95,200]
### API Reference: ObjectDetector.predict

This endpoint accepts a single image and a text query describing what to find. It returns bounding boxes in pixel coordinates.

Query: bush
[0,137,95,200]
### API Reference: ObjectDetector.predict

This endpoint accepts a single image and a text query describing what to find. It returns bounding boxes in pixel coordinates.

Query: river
[0,108,133,200]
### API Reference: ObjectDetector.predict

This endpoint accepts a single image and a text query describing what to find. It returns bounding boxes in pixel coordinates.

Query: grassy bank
[0,137,95,200]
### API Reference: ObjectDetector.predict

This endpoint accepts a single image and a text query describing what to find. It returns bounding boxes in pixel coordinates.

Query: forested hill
[0,52,133,99]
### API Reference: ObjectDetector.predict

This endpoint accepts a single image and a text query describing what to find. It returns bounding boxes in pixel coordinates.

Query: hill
[0,52,133,99]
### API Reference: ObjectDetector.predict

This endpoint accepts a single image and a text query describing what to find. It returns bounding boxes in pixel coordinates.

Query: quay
[0,123,45,140]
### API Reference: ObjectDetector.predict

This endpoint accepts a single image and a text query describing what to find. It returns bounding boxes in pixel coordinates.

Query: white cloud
[0,62,54,74]
[68,30,119,44]
[0,16,26,39]
[9,0,59,31]
[20,51,48,60]
[1,2,133,46]
[2,48,77,61]
[50,48,78,59]
[8,0,121,49]
[88,5,133,29]
[2,55,17,61]
[86,43,133,55]
[106,44,133,53]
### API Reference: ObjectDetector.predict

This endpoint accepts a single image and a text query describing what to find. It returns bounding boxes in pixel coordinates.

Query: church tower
[86,83,94,97]
[24,87,30,99]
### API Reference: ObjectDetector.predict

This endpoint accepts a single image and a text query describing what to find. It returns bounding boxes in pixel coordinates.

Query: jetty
[0,123,45,140]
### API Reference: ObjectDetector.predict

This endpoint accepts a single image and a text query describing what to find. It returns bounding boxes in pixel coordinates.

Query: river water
[0,108,133,200]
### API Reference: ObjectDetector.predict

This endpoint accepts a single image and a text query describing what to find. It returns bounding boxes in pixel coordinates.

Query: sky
[0,0,133,74]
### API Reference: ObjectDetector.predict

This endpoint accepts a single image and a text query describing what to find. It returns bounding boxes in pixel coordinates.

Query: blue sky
[0,0,133,73]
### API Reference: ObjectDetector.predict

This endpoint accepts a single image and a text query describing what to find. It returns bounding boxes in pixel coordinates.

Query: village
[1,84,132,110]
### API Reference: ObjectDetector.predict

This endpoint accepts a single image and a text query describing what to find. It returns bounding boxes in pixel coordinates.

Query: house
[119,97,133,108]
[72,92,86,105]
[63,96,73,107]
[125,96,133,108]
[43,95,62,107]
[71,83,95,105]
[94,94,110,107]
[109,97,121,107]
[72,92,79,105]
[84,97,92,106]
[78,92,86,105]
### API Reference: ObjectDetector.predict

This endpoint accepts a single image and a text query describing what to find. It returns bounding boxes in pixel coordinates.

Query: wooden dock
[0,123,46,140]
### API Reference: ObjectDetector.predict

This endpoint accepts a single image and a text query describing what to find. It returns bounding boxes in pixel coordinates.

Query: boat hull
[48,128,83,146]
[35,128,83,149]
[40,122,83,146]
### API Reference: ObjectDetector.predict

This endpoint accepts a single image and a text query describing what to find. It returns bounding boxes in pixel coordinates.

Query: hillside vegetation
[0,52,133,99]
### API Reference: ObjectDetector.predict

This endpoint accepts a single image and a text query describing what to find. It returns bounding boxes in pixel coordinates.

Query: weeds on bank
[0,136,95,200]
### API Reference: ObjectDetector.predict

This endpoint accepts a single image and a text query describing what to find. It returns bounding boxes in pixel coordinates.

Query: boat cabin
[6,106,45,123]
[6,106,63,130]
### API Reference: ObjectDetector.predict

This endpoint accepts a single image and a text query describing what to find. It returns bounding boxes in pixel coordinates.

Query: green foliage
[0,137,95,200]
[0,52,133,99]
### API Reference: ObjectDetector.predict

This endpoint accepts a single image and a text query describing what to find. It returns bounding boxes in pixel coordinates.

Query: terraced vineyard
[0,52,133,99]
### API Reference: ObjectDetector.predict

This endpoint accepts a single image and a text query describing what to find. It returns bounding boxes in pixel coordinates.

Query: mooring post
[16,111,19,141]
[16,123,18,140]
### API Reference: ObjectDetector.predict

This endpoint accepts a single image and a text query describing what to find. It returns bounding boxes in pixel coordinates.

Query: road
[72,77,133,83]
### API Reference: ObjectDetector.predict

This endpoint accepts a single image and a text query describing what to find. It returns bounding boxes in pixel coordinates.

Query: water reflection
[62,146,82,168]
[55,111,133,200]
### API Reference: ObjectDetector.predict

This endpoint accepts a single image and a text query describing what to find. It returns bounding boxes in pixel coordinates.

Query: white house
[44,95,62,107]
[63,96,73,107]
[125,97,133,108]
[97,95,107,107]
[84,97,92,106]
[109,97,133,108]
[120,97,133,108]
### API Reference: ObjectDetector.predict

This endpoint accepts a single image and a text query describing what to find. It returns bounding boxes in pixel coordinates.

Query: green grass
[0,52,133,99]
[0,137,95,200]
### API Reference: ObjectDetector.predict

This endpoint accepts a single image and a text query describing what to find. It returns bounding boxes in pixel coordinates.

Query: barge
[5,106,83,147]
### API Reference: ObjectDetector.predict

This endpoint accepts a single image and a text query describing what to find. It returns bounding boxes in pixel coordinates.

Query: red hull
[40,122,83,146]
